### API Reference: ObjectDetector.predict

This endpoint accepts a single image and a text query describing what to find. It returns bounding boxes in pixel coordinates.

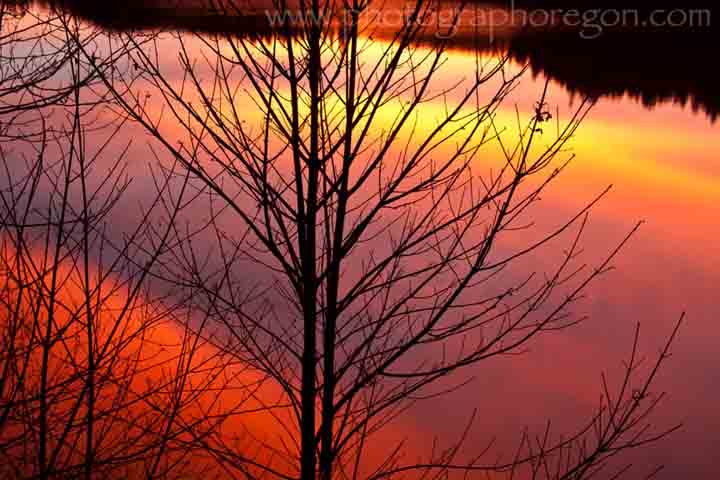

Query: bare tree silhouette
[2,0,683,478]
[0,8,250,479]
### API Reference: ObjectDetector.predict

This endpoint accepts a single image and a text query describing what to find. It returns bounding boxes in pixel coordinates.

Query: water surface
[3,1,718,477]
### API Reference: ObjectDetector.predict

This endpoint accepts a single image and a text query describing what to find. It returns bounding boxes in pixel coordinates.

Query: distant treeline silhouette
[473,0,718,120]
[6,0,279,34]
[504,29,719,121]
[9,0,719,120]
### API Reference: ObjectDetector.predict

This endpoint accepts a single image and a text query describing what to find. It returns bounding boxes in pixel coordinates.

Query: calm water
[3,1,719,478]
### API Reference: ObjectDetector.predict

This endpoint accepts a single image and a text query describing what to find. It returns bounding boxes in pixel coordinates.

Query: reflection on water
[2,1,719,479]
